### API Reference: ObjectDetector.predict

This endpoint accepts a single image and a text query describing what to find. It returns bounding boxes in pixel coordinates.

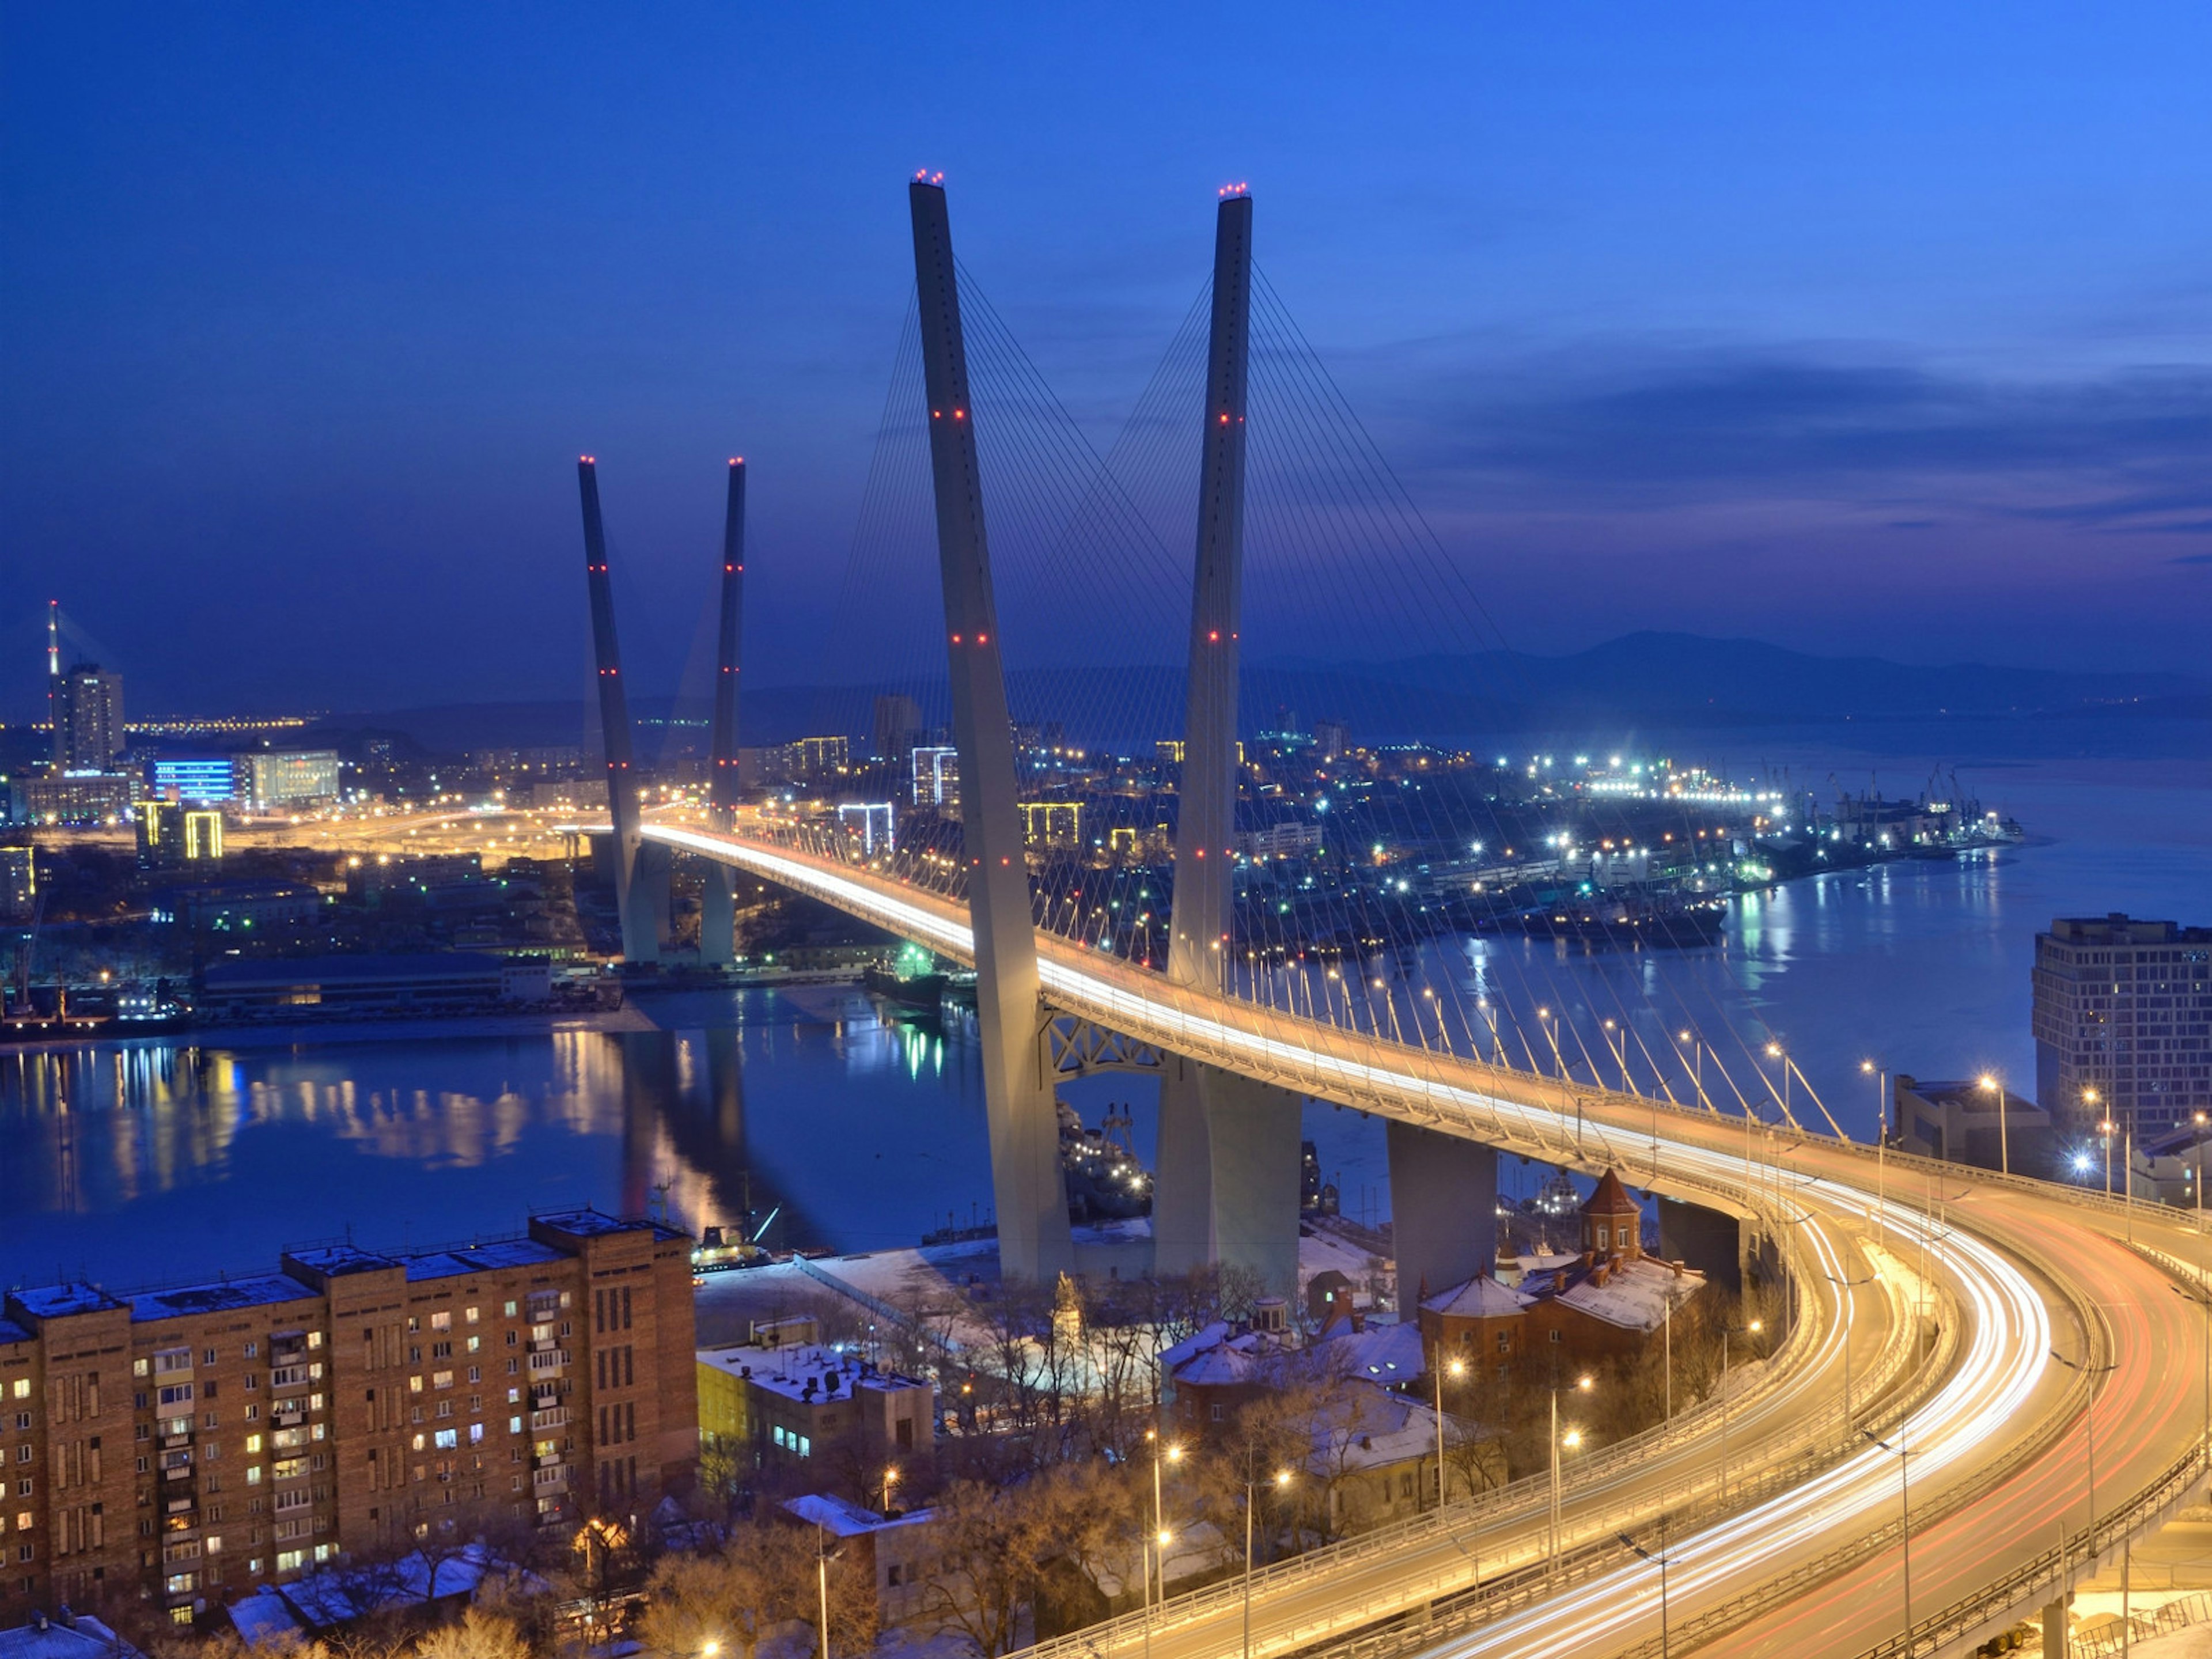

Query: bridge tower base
[1388,1123,1498,1325]
[1154,1061,1302,1295]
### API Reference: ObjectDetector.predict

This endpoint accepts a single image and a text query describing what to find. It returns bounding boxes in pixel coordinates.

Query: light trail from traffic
[643,823,2195,1658]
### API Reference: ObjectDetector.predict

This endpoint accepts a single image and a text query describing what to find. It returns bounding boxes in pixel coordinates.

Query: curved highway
[645,823,2209,1658]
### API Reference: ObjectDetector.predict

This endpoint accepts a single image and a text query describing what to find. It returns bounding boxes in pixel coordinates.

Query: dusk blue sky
[3,5,2209,715]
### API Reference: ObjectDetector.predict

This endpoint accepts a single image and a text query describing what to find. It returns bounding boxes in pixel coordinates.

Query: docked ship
[863,944,949,1017]
[1491,891,1728,949]
[921,1101,1153,1243]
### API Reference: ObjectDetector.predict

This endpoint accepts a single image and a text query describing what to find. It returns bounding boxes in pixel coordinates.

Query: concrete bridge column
[2041,1596,2068,1657]
[1388,1122,1498,1325]
[700,865,736,966]
[576,457,661,965]
[1154,1060,1302,1294]
[701,456,745,970]
[908,179,1073,1283]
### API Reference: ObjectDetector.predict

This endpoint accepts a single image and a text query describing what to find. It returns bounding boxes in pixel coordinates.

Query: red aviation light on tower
[1217,181,1251,199]
[580,454,595,464]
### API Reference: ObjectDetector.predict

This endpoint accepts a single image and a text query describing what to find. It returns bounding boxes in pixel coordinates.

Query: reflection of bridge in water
[566,179,2208,1657]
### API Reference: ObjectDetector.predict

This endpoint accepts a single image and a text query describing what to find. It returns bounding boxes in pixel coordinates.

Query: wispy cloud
[1359,339,2212,525]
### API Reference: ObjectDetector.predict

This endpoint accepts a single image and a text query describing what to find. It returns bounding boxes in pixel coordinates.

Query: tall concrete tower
[1153,188,1302,1290]
[700,458,747,965]
[44,603,59,768]
[576,457,661,964]
[908,176,1074,1283]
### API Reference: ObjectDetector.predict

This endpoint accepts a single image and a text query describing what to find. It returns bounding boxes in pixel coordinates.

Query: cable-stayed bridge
[575,180,2208,1659]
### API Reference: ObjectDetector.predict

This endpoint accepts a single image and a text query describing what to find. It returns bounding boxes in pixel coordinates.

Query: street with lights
[647,822,2210,1659]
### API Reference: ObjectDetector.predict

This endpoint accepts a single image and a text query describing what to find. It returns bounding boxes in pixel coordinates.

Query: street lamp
[1719,1320,1763,1501]
[1977,1071,2009,1177]
[1537,1006,1563,1080]
[1677,1030,1712,1114]
[1824,1269,1874,1431]
[1601,1016,1630,1094]
[2050,1347,2118,1612]
[880,1463,899,1516]
[1433,1355,1466,1509]
[1764,1041,1791,1125]
[1243,1468,1292,1659]
[1145,1433,1182,1611]
[1550,1374,1593,1566]
[1861,1060,1888,1244]
[2099,1117,2118,1200]
[1860,1426,1912,1641]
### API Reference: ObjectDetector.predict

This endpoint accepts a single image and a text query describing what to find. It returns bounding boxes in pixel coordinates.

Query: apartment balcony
[529,1407,569,1431]
[525,1350,570,1376]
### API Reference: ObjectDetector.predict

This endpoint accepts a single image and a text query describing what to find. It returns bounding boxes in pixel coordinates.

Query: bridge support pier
[1388,1123,1498,1325]
[700,864,736,966]
[1154,1060,1302,1294]
[1659,1195,1748,1292]
[2041,1596,2069,1657]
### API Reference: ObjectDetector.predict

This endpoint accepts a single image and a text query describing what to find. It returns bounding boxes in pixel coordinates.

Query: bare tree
[635,1520,813,1659]
[412,1610,531,1659]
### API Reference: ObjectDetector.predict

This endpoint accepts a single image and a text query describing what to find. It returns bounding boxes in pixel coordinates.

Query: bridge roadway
[646,822,2210,1657]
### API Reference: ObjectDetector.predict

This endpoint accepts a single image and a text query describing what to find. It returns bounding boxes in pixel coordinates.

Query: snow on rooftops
[783,1493,934,1536]
[0,1613,143,1659]
[128,1275,320,1321]
[5,1285,124,1320]
[1306,1385,1438,1472]
[1421,1275,1534,1319]
[1323,1318,1426,1382]
[1159,1320,1233,1372]
[1173,1342,1259,1387]
[1554,1256,1703,1333]
[719,1342,926,1404]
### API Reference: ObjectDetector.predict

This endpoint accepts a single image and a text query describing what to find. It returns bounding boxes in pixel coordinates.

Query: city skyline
[5,6,2211,718]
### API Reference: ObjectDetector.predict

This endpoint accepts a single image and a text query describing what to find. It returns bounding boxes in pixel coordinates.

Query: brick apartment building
[0,1211,696,1630]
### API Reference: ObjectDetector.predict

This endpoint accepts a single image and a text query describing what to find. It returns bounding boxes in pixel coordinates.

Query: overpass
[581,178,2211,1656]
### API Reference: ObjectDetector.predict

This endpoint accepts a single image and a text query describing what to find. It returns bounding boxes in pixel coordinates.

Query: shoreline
[0,1004,662,1055]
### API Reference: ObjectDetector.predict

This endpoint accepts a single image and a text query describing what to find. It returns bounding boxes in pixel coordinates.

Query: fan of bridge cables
[789,259,1846,1141]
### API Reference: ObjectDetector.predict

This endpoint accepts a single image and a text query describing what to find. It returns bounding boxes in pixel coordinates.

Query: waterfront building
[0,1211,696,1628]
[51,666,124,772]
[0,849,32,922]
[232,751,340,812]
[146,882,321,933]
[872,695,923,763]
[1018,801,1081,852]
[135,802,224,869]
[2033,914,2212,1136]
[836,802,896,856]
[910,746,958,809]
[17,774,134,827]
[1890,1075,2055,1173]
[195,953,550,1016]
[148,759,235,805]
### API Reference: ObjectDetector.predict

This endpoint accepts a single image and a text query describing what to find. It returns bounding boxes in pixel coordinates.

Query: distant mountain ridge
[309,632,2210,752]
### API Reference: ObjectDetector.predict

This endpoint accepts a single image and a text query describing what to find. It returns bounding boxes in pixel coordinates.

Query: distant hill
[313,632,2209,753]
